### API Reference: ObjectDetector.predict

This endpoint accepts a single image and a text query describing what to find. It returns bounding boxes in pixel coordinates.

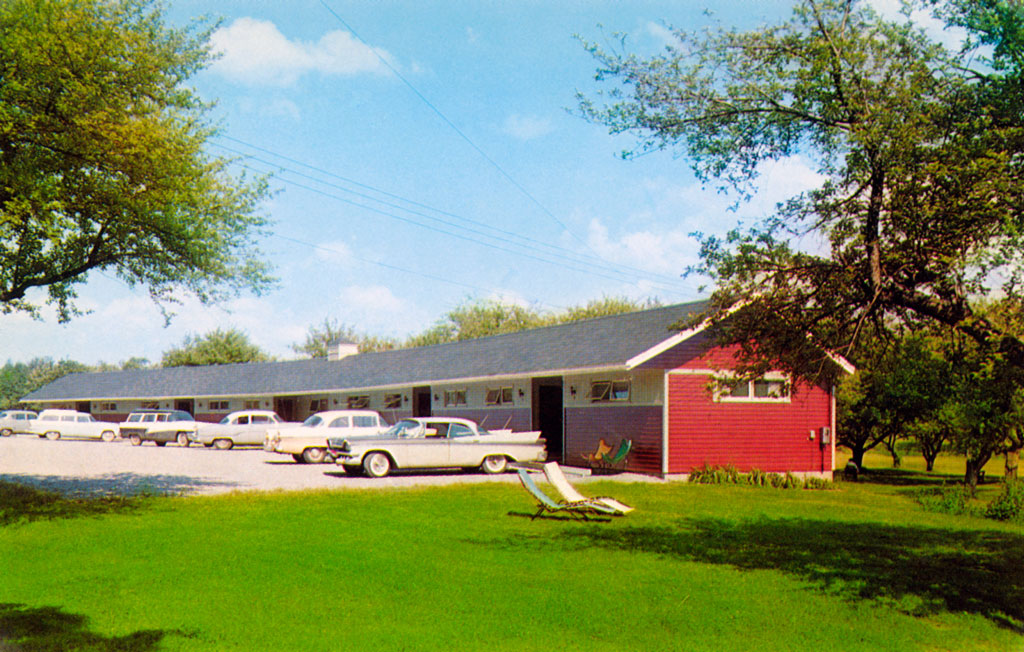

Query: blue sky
[2,0,939,366]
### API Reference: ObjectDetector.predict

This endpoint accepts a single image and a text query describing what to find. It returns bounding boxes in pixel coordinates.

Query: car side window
[424,423,449,438]
[329,416,350,428]
[252,416,270,424]
[61,415,75,422]
[352,416,377,428]
[448,424,474,438]
[237,416,250,425]
[142,414,156,422]
[77,416,89,422]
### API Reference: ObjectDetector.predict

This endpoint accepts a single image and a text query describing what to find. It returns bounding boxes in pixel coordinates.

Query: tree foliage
[0,358,91,408]
[291,318,397,358]
[161,328,270,367]
[578,0,1024,374]
[0,0,274,322]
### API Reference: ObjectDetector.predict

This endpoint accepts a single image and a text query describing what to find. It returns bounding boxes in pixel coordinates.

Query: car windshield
[381,419,424,438]
[218,416,231,425]
[302,415,323,427]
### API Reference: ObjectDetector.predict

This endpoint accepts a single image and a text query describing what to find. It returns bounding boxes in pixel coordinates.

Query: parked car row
[1,406,549,478]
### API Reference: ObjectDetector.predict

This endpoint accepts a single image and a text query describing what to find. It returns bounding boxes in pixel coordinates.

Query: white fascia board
[626,302,746,370]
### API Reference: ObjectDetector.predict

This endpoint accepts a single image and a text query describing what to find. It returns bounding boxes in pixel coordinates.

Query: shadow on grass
[0,481,149,527]
[520,516,1024,632]
[0,603,178,651]
[0,473,239,498]
[849,468,966,487]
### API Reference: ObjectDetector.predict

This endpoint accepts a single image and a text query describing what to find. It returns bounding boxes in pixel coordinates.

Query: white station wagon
[0,409,38,436]
[263,410,388,464]
[27,409,118,441]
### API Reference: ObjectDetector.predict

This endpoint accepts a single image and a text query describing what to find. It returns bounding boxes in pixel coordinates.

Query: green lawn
[0,471,1021,651]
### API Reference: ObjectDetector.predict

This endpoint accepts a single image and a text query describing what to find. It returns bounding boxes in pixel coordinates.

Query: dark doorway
[176,399,194,415]
[274,397,296,422]
[76,401,91,414]
[533,378,564,463]
[413,386,432,417]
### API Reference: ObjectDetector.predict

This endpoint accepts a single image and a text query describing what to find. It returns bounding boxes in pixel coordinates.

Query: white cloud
[585,219,699,276]
[646,21,681,49]
[865,0,969,51]
[209,18,394,86]
[502,114,554,141]
[313,239,354,266]
[339,284,405,313]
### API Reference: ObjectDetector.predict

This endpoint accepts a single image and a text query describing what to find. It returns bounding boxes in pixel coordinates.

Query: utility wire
[316,0,611,261]
[214,136,701,293]
[237,160,693,296]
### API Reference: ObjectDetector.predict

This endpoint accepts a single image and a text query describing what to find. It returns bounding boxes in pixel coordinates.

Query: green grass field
[1,466,1022,651]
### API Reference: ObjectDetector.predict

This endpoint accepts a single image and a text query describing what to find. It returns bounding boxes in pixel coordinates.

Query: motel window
[719,377,790,403]
[244,400,261,410]
[141,401,160,409]
[444,390,466,407]
[590,380,630,403]
[347,395,370,409]
[384,394,403,409]
[209,400,229,411]
[99,402,117,412]
[485,387,514,406]
[310,399,328,412]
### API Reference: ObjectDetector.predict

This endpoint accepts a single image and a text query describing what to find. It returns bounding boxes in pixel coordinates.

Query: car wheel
[45,431,61,440]
[100,430,116,442]
[130,434,142,446]
[0,428,12,437]
[302,447,327,464]
[363,452,391,478]
[177,433,190,447]
[481,455,508,474]
[213,438,233,450]
[342,465,363,476]
[155,441,166,447]
[292,453,306,463]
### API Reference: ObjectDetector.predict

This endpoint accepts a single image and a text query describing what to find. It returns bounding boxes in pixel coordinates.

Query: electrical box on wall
[820,426,832,445]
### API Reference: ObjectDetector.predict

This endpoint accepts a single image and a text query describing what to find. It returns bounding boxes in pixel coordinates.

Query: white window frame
[444,390,466,407]
[485,387,514,406]
[589,380,631,403]
[716,373,791,403]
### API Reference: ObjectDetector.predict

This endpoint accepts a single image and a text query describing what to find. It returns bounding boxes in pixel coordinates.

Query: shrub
[687,465,832,490]
[914,485,975,516]
[984,480,1024,522]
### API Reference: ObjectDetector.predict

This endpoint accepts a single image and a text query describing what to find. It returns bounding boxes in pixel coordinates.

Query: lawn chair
[516,469,616,521]
[600,439,632,470]
[582,438,613,464]
[542,462,634,515]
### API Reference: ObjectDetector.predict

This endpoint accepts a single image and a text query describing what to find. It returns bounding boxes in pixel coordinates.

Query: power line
[213,136,701,294]
[236,160,695,296]
[316,0,613,262]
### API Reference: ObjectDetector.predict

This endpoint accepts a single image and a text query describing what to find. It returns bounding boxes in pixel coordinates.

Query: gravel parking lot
[0,435,656,497]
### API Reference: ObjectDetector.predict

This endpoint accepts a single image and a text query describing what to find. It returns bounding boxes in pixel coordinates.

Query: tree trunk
[965,452,993,490]
[1006,449,1019,482]
[924,454,936,472]
[850,445,866,470]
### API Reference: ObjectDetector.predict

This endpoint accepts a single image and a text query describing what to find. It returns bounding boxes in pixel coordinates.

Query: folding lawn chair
[601,439,632,469]
[542,461,634,515]
[516,468,616,521]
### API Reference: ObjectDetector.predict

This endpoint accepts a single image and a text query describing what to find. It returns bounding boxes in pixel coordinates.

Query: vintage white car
[0,409,38,436]
[327,417,547,478]
[190,410,294,449]
[263,410,388,464]
[27,409,118,441]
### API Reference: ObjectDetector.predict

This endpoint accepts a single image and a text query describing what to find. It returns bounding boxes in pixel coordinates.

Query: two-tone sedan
[190,410,294,450]
[263,410,388,464]
[327,417,546,478]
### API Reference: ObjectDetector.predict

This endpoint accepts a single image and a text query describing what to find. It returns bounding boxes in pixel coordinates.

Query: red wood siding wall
[666,373,831,474]
[564,406,662,475]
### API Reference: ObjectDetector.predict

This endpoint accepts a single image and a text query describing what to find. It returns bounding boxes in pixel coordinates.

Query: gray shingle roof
[23,300,709,401]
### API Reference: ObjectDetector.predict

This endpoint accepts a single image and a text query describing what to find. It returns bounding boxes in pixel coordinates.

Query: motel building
[23,301,851,478]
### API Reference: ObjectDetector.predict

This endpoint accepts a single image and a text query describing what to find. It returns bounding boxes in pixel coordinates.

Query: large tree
[578,0,1024,373]
[291,318,397,358]
[0,0,273,322]
[161,329,270,367]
